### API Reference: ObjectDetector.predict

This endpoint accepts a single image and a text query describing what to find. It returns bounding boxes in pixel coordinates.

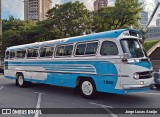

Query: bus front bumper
[122,84,152,90]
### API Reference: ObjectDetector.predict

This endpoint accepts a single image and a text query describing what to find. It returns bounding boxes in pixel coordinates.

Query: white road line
[142,92,160,96]
[0,86,4,90]
[89,102,118,117]
[34,92,43,117]
[89,102,113,108]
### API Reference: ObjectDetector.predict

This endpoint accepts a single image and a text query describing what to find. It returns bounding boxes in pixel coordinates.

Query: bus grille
[138,71,152,79]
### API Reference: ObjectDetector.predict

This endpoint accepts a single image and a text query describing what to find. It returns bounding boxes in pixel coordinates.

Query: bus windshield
[121,39,145,58]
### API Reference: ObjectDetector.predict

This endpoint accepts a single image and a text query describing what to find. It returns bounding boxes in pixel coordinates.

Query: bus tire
[79,79,96,99]
[155,84,160,89]
[16,73,27,88]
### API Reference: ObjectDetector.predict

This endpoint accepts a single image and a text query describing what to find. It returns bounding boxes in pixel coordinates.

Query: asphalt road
[0,75,160,117]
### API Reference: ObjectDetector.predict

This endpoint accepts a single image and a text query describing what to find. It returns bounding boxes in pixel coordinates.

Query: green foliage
[2,18,38,58]
[93,0,142,32]
[143,40,160,51]
[46,1,92,38]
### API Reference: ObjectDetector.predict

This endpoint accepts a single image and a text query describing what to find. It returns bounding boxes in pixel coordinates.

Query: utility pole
[145,2,160,30]
[0,0,1,35]
[0,0,2,64]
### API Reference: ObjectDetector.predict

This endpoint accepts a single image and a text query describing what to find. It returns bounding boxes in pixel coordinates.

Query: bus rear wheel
[16,74,27,88]
[79,79,96,99]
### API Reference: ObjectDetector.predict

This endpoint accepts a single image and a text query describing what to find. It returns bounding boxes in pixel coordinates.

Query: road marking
[0,86,4,90]
[89,102,113,108]
[34,92,44,117]
[142,92,160,96]
[89,102,118,117]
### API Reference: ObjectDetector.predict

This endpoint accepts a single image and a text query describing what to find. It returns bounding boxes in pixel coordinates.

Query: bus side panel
[46,73,75,87]
[95,61,122,94]
[4,61,17,80]
[4,60,124,94]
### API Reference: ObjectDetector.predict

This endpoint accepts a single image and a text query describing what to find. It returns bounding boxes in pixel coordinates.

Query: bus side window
[75,43,86,55]
[40,47,46,57]
[64,45,73,56]
[16,50,26,58]
[40,47,54,58]
[56,46,65,56]
[27,48,38,58]
[10,51,15,59]
[27,49,33,58]
[5,51,10,59]
[46,47,54,57]
[85,42,98,55]
[100,41,118,55]
[32,49,39,57]
[22,50,26,58]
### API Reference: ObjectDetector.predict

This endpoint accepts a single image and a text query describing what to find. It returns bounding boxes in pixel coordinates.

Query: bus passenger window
[32,49,39,57]
[27,49,33,58]
[76,44,86,55]
[85,42,98,55]
[56,46,65,56]
[64,45,73,56]
[16,50,26,58]
[46,47,54,57]
[27,49,38,58]
[100,41,118,55]
[22,50,26,58]
[10,51,15,59]
[40,48,46,57]
[5,51,10,59]
[40,47,54,58]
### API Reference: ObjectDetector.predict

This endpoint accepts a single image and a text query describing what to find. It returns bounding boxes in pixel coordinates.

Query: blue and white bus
[4,28,154,98]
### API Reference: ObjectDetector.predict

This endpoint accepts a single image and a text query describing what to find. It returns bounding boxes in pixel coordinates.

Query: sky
[2,0,160,26]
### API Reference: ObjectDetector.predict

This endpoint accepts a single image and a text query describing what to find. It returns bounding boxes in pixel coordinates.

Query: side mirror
[122,53,129,62]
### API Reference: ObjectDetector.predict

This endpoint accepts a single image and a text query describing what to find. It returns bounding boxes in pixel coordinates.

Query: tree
[45,1,92,38]
[2,18,37,58]
[92,0,142,32]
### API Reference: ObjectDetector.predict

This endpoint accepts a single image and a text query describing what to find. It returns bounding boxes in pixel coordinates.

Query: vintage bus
[4,28,154,98]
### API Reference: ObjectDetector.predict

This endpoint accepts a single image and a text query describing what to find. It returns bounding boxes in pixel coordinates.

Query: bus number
[104,80,114,85]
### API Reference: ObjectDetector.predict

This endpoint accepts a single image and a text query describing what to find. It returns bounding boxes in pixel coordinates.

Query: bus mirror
[122,53,129,62]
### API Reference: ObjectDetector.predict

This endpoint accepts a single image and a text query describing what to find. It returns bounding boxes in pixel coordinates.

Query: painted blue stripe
[128,61,152,69]
[5,76,16,80]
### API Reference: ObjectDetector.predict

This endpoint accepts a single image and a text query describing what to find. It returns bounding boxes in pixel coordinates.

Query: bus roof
[6,28,142,50]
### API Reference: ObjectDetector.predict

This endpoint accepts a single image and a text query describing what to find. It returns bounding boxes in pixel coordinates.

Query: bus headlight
[133,73,139,80]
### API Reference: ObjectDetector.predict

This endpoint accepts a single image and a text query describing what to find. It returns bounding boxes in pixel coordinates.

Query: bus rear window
[5,51,10,59]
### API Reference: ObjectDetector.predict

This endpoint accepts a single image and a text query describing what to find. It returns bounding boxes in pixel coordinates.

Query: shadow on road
[3,80,154,107]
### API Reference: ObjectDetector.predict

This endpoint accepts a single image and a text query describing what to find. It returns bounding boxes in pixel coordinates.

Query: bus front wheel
[79,79,96,99]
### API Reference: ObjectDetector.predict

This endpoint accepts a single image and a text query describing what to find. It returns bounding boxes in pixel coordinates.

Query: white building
[156,18,160,26]
[140,11,148,29]
[146,26,160,40]
[24,0,52,21]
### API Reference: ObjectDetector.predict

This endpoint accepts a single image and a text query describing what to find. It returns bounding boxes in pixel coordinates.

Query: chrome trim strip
[118,75,130,77]
[123,84,150,90]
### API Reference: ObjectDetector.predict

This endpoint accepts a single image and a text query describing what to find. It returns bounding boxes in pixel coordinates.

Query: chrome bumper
[123,84,151,90]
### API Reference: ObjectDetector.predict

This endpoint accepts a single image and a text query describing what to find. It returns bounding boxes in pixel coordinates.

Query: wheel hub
[82,81,93,96]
